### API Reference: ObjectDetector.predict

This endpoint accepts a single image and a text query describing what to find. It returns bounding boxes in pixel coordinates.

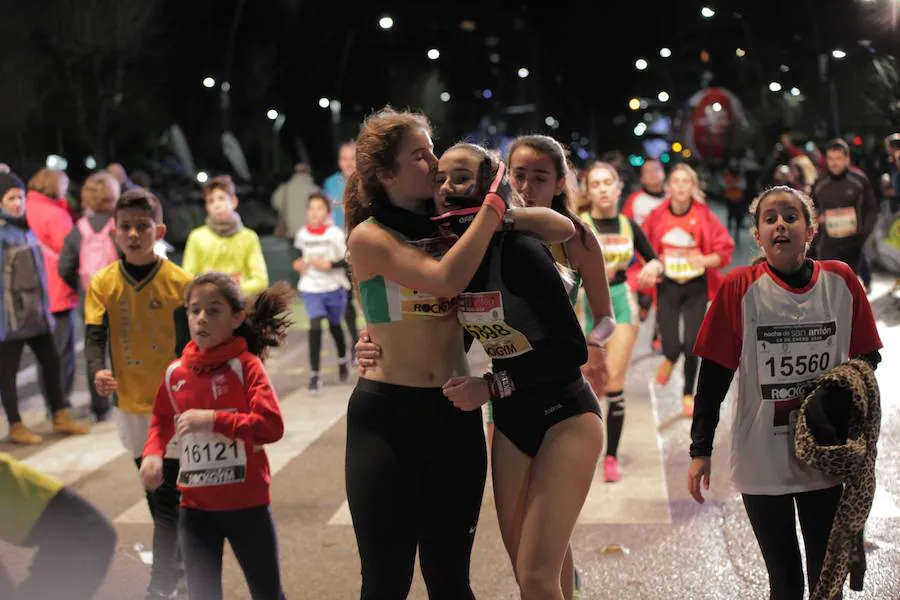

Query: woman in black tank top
[432,143,604,600]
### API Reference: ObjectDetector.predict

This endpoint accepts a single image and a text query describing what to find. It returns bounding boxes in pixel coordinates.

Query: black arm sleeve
[173,306,189,357]
[630,217,658,263]
[499,234,588,389]
[689,358,736,458]
[57,228,82,292]
[84,321,109,383]
[330,258,349,269]
[855,349,881,370]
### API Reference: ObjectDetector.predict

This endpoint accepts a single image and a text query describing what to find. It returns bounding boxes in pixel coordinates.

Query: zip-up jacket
[143,336,284,511]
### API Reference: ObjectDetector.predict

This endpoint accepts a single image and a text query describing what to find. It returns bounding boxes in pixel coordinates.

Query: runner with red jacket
[142,273,293,600]
[642,164,735,417]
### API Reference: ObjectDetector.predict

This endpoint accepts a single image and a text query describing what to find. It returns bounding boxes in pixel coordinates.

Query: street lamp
[790,87,801,97]
[440,92,451,102]
[660,47,672,58]
[832,49,847,59]
[318,97,330,108]
[379,16,393,29]
[196,171,209,183]
[266,109,278,120]
[427,48,440,60]
[769,82,783,92]
[658,91,670,102]
[635,58,648,70]
[628,98,641,111]
[701,6,715,18]
[518,67,529,78]
[634,123,648,136]
[202,76,215,88]
[736,48,747,57]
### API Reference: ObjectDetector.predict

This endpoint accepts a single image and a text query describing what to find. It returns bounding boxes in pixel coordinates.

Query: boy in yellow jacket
[181,175,269,296]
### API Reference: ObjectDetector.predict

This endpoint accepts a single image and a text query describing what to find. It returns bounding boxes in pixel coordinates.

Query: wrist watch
[502,208,516,231]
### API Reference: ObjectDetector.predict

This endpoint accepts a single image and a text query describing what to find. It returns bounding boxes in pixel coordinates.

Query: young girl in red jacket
[641,163,735,417]
[141,273,293,600]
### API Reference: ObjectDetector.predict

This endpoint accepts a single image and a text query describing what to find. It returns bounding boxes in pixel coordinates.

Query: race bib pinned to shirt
[178,431,247,487]
[756,321,837,434]
[400,236,457,318]
[597,234,635,271]
[663,247,705,282]
[824,207,858,238]
[458,291,533,358]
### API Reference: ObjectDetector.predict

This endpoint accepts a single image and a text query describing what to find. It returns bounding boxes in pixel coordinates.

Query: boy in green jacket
[181,175,269,296]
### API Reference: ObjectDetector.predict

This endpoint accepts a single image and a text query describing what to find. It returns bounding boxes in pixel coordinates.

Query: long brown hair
[185,273,294,360]
[507,135,589,247]
[343,107,431,237]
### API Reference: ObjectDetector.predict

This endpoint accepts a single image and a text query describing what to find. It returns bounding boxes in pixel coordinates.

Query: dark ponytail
[185,274,294,361]
[343,170,372,237]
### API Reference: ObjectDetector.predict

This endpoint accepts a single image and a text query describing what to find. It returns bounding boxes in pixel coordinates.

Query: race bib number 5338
[755,321,837,431]
[458,291,533,358]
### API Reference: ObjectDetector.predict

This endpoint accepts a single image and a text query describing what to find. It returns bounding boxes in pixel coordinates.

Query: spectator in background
[105,162,139,192]
[59,171,122,421]
[271,163,320,287]
[322,141,356,230]
[25,168,79,410]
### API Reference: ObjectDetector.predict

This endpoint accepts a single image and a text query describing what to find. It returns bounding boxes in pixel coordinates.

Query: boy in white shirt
[293,192,350,392]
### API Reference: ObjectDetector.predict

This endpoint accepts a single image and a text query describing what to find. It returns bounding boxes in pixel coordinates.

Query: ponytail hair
[184,273,294,360]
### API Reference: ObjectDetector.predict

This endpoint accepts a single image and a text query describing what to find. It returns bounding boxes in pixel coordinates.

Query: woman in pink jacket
[25,168,78,409]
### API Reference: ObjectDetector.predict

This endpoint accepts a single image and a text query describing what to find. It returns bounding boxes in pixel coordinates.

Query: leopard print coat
[794,358,880,600]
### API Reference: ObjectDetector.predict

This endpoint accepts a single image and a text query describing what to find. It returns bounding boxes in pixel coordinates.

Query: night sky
[0,0,894,181]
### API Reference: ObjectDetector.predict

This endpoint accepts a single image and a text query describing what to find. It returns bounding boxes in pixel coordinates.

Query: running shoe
[655,359,673,386]
[338,360,349,383]
[682,394,695,418]
[651,336,662,354]
[603,456,621,482]
[639,307,649,322]
[308,374,322,394]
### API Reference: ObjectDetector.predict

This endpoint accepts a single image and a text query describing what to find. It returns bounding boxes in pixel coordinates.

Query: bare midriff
[362,314,470,388]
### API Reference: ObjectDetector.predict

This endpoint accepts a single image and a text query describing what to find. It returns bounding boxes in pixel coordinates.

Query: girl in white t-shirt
[293,192,351,393]
[687,185,882,599]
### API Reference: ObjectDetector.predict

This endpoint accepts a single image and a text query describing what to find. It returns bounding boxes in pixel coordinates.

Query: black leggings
[135,457,183,596]
[345,378,487,600]
[743,485,843,600]
[180,505,285,600]
[16,487,117,600]
[0,333,65,424]
[39,310,75,407]
[656,277,707,395]
[309,317,347,373]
